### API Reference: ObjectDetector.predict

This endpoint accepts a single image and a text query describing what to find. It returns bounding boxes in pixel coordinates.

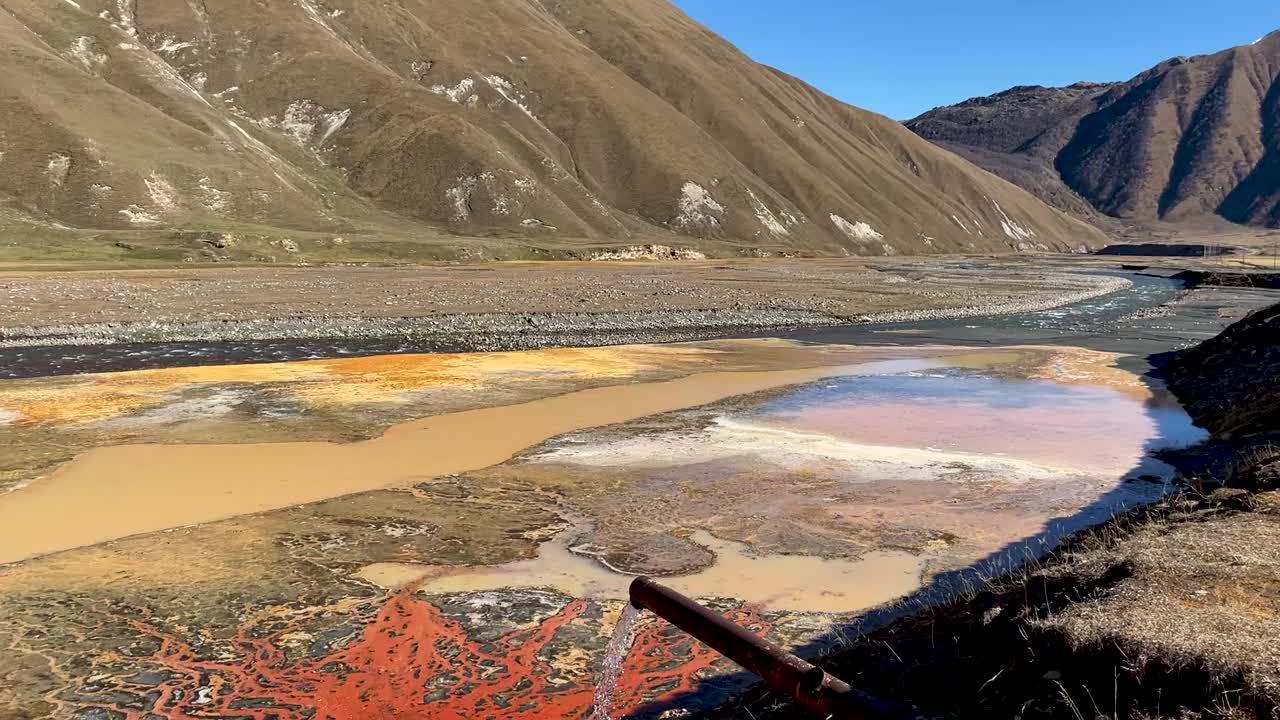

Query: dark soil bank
[1174,270,1280,291]
[1095,243,1237,257]
[1168,302,1280,439]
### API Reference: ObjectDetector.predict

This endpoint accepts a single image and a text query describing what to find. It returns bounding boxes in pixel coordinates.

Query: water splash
[593,604,642,720]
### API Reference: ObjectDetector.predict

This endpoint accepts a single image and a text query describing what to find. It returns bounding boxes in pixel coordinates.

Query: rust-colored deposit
[74,592,762,720]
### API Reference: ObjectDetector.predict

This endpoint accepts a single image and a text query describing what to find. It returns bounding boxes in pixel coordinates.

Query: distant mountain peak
[907,36,1280,229]
[1254,29,1280,44]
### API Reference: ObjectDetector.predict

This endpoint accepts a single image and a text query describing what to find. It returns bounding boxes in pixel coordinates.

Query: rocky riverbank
[0,261,1130,350]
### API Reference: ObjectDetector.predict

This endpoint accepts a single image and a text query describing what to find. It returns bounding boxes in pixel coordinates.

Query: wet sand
[0,353,969,565]
[358,530,925,614]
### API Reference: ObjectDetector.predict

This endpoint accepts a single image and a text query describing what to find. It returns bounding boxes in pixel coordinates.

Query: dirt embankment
[1172,270,1280,292]
[704,304,1280,720]
[1168,302,1280,439]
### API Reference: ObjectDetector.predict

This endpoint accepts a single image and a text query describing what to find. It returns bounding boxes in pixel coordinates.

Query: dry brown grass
[1045,505,1280,703]
[1223,445,1280,491]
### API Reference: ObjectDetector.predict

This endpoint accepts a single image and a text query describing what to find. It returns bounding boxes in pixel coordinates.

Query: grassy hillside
[0,0,1105,263]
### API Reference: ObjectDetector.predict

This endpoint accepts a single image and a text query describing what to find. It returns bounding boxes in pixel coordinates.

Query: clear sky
[670,0,1280,120]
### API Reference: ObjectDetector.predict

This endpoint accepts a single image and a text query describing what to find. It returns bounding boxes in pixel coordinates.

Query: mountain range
[908,31,1280,231]
[0,0,1103,262]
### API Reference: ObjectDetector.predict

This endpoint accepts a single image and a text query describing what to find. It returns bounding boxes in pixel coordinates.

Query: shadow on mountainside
[1218,78,1280,228]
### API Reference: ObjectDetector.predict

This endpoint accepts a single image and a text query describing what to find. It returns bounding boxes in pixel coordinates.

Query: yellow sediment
[289,344,718,406]
[0,362,331,425]
[1023,346,1150,398]
[0,521,273,591]
[357,530,925,614]
[0,360,929,565]
[0,343,717,426]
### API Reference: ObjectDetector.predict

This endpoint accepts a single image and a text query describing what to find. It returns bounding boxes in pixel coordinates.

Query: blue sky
[671,1,1280,120]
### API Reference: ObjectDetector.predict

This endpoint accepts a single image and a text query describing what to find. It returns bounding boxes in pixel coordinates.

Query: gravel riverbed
[0,260,1131,350]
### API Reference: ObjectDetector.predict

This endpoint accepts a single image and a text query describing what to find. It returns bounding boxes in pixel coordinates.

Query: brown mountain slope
[908,31,1280,230]
[0,0,1102,262]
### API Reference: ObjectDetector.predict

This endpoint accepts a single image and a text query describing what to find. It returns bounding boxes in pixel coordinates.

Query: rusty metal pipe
[628,577,895,719]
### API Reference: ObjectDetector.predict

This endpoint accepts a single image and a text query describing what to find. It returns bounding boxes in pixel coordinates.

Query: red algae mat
[78,592,762,720]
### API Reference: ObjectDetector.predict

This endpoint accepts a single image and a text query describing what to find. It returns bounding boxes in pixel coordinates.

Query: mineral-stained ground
[0,463,844,719]
[0,340,1203,719]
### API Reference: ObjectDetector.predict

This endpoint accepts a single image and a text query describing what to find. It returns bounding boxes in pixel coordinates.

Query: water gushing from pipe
[592,604,642,720]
